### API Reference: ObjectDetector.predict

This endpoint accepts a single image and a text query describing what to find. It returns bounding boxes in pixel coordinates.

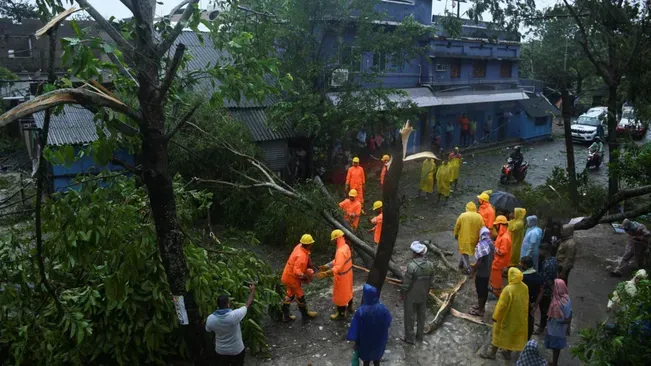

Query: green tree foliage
[0,0,38,21]
[0,176,281,364]
[573,278,651,365]
[612,142,651,187]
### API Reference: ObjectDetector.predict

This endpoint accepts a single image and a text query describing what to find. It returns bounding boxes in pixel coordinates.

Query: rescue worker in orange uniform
[339,189,362,229]
[369,201,383,244]
[477,192,496,237]
[346,157,366,203]
[380,155,390,186]
[316,230,354,320]
[281,234,318,322]
[490,216,512,298]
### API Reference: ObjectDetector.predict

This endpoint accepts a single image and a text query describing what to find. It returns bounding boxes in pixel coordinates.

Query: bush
[572,279,651,365]
[513,167,607,221]
[0,176,281,364]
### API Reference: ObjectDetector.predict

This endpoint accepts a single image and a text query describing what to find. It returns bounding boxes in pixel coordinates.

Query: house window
[450,61,461,78]
[472,60,486,78]
[341,46,361,72]
[500,60,512,78]
[535,116,548,126]
[388,56,403,72]
[373,53,386,72]
[6,35,32,58]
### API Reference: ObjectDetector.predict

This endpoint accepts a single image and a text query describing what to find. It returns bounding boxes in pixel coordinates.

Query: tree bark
[367,137,404,294]
[573,185,651,230]
[561,82,578,207]
[606,81,619,209]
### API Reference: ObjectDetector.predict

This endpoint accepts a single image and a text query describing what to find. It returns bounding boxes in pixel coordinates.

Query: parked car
[617,107,648,140]
[571,107,609,143]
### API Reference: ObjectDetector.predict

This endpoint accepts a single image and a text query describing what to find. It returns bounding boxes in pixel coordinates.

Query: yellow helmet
[331,229,344,241]
[494,215,508,225]
[477,192,490,202]
[348,189,358,197]
[352,157,360,163]
[300,234,315,245]
[372,201,383,210]
[381,155,390,162]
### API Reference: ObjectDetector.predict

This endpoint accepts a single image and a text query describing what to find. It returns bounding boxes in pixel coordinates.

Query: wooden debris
[353,264,402,285]
[36,7,80,39]
[450,308,491,327]
[424,241,458,272]
[424,276,468,334]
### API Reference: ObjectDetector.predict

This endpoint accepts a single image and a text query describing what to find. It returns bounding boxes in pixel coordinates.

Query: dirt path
[246,138,636,365]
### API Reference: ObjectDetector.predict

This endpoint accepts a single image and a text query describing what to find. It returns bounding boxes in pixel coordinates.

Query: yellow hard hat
[494,215,508,225]
[300,234,315,245]
[372,201,383,210]
[348,189,358,197]
[477,192,490,202]
[331,229,344,241]
[352,157,360,163]
[381,155,390,162]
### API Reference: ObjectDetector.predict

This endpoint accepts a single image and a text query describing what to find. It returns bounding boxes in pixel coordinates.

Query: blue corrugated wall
[51,147,135,193]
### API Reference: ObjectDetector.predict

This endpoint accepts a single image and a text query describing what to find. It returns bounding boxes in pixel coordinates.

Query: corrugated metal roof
[519,96,560,118]
[327,88,529,109]
[33,105,108,146]
[432,89,529,106]
[173,31,279,108]
[228,108,295,142]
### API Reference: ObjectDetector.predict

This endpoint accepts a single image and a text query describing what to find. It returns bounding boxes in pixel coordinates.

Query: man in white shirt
[205,284,255,365]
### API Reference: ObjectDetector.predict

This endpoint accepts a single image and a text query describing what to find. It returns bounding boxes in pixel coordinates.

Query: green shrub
[0,176,281,364]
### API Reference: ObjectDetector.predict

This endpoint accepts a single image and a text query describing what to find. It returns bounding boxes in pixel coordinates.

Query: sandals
[469,309,484,317]
[479,352,496,360]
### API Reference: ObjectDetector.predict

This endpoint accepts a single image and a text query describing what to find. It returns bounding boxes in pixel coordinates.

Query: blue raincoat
[521,216,542,270]
[346,284,392,361]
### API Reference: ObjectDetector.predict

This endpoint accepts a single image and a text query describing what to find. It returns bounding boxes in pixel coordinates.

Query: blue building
[26,105,135,193]
[326,0,558,154]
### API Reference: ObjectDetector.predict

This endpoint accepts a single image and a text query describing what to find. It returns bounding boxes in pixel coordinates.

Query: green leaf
[103,42,116,54]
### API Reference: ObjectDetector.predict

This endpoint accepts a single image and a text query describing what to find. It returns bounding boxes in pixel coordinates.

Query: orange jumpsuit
[490,226,512,297]
[328,237,354,306]
[346,165,366,203]
[479,201,496,234]
[371,212,383,244]
[380,164,388,186]
[281,244,313,299]
[339,198,362,229]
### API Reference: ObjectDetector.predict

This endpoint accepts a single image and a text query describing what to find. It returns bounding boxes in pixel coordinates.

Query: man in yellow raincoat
[508,208,527,266]
[481,267,529,360]
[448,147,462,191]
[436,160,452,202]
[453,202,484,273]
[418,158,436,199]
[316,230,354,320]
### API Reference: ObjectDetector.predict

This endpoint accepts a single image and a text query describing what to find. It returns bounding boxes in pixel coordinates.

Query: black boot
[330,306,346,320]
[347,300,354,315]
[281,300,296,322]
[297,296,317,323]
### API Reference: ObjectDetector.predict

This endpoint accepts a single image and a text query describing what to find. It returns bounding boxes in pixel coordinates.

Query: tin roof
[519,96,560,118]
[33,105,108,146]
[228,108,295,142]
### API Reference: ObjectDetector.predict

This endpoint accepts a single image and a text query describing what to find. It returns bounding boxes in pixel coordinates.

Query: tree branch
[157,0,199,56]
[562,0,609,82]
[106,52,139,87]
[168,0,193,17]
[119,0,134,13]
[160,43,186,101]
[0,88,140,128]
[74,0,134,55]
[598,203,651,224]
[166,101,200,141]
[573,185,651,230]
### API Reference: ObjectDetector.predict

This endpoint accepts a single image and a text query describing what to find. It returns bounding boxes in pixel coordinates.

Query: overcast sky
[72,0,559,21]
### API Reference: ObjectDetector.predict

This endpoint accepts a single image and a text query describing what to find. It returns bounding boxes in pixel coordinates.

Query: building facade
[326,0,557,155]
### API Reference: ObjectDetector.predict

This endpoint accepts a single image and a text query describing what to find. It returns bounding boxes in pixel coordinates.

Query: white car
[572,107,609,143]
[617,107,648,139]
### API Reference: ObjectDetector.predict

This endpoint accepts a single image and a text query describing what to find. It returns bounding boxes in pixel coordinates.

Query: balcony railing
[419,76,544,93]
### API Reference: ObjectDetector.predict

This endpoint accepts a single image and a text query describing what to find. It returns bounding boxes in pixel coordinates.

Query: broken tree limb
[424,276,468,334]
[423,240,458,272]
[353,264,402,285]
[450,308,491,327]
[598,203,651,224]
[573,185,651,230]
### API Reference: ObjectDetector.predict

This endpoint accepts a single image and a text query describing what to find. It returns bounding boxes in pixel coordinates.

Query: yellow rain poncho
[436,163,452,197]
[419,159,436,193]
[453,202,485,255]
[508,208,527,266]
[491,267,529,351]
[448,151,462,181]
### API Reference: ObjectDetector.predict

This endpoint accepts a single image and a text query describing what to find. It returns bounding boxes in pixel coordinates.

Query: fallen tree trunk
[423,240,457,272]
[424,276,468,334]
[574,185,651,230]
[598,203,651,224]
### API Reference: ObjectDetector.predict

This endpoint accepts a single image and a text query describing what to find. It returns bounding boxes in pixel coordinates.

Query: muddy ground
[247,132,647,366]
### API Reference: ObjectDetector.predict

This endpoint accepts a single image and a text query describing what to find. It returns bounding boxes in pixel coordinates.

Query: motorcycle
[586,151,602,170]
[500,157,529,184]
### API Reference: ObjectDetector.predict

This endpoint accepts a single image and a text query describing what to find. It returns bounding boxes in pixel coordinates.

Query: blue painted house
[325,0,558,154]
[27,105,135,193]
